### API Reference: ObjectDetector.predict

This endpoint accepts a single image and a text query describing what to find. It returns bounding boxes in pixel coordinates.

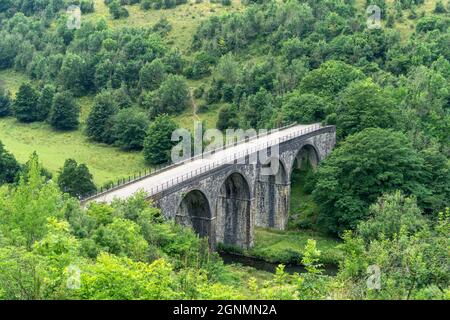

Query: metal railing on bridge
[81,123,324,202]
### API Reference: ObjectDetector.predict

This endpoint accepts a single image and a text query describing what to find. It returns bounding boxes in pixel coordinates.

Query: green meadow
[0,117,147,185]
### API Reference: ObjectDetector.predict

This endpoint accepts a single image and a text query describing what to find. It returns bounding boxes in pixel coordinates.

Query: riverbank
[220,252,339,276]
[219,228,343,270]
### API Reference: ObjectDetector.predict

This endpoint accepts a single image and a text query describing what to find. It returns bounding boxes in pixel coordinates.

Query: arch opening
[216,172,252,249]
[176,190,214,246]
[289,144,319,228]
[293,144,319,172]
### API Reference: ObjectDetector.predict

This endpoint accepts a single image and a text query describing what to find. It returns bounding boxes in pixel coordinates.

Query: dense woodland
[0,0,449,299]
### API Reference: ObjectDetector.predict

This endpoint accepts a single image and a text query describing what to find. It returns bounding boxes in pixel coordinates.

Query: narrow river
[220,252,338,276]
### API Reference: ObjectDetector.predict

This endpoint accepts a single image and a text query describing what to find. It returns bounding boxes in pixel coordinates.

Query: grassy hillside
[0,69,147,184]
[0,2,242,182]
[0,0,448,301]
[0,69,30,96]
[0,0,446,184]
[0,117,147,185]
[0,71,219,182]
[84,0,244,51]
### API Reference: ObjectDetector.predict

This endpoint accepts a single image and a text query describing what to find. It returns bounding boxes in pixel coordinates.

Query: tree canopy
[143,114,178,165]
[57,159,97,199]
[0,140,20,185]
[113,108,149,150]
[313,128,427,234]
[49,92,79,131]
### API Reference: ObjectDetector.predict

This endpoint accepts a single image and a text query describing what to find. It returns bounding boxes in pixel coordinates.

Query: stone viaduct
[83,124,336,249]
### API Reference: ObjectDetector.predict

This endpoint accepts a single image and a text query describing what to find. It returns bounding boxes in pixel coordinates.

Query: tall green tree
[313,128,426,235]
[402,66,450,149]
[242,88,275,129]
[0,219,80,300]
[49,92,80,130]
[281,92,330,124]
[0,89,12,117]
[36,84,55,121]
[112,108,149,150]
[93,217,149,261]
[143,114,178,165]
[0,33,18,69]
[419,144,450,213]
[336,79,399,138]
[356,191,428,242]
[299,60,365,98]
[57,159,97,199]
[338,206,449,300]
[59,53,87,96]
[80,0,95,13]
[113,85,133,109]
[155,75,190,115]
[0,154,65,248]
[86,91,118,144]
[21,151,53,183]
[139,59,166,91]
[94,59,114,89]
[13,83,40,123]
[0,140,20,185]
[187,51,214,79]
[217,104,239,131]
[108,0,129,19]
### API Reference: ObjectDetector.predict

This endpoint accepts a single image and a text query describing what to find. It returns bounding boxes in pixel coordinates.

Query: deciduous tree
[112,108,149,150]
[143,114,178,165]
[14,83,40,123]
[49,92,80,130]
[0,140,20,185]
[313,128,426,234]
[86,91,118,144]
[57,159,97,199]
